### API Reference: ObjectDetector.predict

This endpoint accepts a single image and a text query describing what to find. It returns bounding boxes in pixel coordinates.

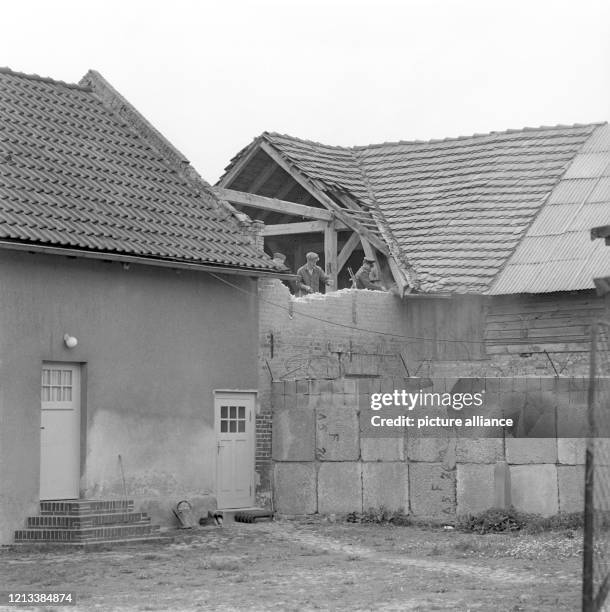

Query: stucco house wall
[0,250,259,543]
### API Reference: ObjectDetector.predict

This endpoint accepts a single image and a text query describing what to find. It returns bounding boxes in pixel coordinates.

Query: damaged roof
[0,67,282,273]
[222,124,609,293]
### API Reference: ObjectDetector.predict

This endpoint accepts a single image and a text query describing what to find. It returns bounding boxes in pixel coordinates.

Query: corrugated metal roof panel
[527,205,580,236]
[563,152,610,179]
[581,124,610,152]
[588,177,610,202]
[491,124,610,294]
[546,179,597,205]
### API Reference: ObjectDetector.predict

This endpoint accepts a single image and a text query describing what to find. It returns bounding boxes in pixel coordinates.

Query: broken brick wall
[255,278,408,507]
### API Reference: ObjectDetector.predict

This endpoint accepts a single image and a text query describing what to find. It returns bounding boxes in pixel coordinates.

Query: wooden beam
[339,190,411,294]
[217,139,261,188]
[324,220,338,288]
[215,188,333,221]
[263,220,327,236]
[247,159,278,193]
[258,141,390,256]
[337,232,361,272]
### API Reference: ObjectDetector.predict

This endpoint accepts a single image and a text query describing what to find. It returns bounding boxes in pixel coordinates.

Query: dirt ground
[0,518,583,611]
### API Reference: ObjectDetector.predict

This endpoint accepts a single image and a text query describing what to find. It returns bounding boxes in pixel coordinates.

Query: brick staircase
[14,500,166,546]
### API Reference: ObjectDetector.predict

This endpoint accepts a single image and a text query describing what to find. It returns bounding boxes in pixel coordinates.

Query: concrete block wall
[271,377,588,519]
[258,280,598,518]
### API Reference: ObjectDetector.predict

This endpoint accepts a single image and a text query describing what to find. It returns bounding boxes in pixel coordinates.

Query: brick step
[40,500,134,516]
[15,523,160,543]
[27,512,151,529]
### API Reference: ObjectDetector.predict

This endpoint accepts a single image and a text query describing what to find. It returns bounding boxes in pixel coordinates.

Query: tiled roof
[491,124,610,294]
[257,124,607,293]
[0,68,280,273]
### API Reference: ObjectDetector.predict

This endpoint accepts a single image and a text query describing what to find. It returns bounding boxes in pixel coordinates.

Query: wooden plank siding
[404,295,487,361]
[485,290,605,355]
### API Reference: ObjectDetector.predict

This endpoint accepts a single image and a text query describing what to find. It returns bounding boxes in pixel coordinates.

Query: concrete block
[363,463,408,512]
[274,463,317,514]
[455,438,504,463]
[506,438,557,464]
[272,407,315,461]
[558,438,586,465]
[409,463,456,520]
[594,440,610,467]
[456,464,496,516]
[318,463,362,514]
[406,436,456,469]
[316,404,359,461]
[510,464,558,516]
[556,401,588,438]
[558,465,585,513]
[361,437,405,461]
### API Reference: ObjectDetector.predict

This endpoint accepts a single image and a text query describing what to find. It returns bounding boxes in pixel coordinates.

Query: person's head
[306,252,319,267]
[363,256,375,270]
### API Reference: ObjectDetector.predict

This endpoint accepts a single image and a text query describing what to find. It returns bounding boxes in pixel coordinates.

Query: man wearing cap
[354,256,385,291]
[295,252,331,296]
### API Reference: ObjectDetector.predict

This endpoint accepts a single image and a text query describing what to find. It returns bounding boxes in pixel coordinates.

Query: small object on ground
[208,510,224,526]
[173,500,196,529]
[198,516,209,526]
[234,509,275,523]
[442,525,455,531]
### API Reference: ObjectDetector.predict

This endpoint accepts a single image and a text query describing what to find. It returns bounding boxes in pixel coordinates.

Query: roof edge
[0,240,293,279]
[80,70,264,246]
[0,66,90,91]
[259,122,607,152]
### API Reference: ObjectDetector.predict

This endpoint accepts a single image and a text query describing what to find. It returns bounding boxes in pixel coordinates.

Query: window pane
[42,387,50,402]
[220,421,228,433]
[51,370,60,385]
[63,387,72,402]
[62,370,72,385]
[230,406,236,418]
[229,420,237,433]
[238,406,245,419]
[238,421,245,433]
[221,406,228,419]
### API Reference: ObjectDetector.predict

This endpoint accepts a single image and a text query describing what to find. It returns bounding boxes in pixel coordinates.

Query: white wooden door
[215,392,255,509]
[40,363,81,500]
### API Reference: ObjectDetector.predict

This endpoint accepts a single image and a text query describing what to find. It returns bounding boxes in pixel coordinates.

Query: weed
[346,506,412,526]
[456,508,586,534]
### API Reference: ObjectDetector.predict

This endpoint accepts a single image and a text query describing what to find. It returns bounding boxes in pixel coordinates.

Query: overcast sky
[2,0,609,182]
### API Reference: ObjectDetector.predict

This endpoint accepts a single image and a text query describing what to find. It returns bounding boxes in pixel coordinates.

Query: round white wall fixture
[63,334,78,349]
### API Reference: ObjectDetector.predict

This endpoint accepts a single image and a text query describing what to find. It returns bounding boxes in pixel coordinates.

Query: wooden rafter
[335,190,410,295]
[258,141,390,256]
[337,231,361,272]
[215,188,333,221]
[218,139,262,189]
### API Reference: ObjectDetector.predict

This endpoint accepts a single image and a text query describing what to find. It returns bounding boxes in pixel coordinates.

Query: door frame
[213,389,257,509]
[40,361,85,500]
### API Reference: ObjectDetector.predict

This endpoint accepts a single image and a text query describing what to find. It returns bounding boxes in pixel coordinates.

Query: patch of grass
[456,508,585,535]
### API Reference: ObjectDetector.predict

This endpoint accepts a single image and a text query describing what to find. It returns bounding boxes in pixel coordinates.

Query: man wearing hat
[295,252,332,296]
[354,256,385,291]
